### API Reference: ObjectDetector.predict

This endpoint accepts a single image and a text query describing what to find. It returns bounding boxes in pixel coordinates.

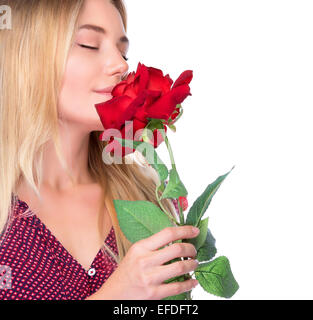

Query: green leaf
[163,274,185,284]
[160,168,188,200]
[146,117,167,123]
[158,181,166,192]
[146,118,165,131]
[115,137,168,182]
[186,166,235,226]
[195,256,239,298]
[196,228,217,262]
[163,257,182,265]
[185,217,209,250]
[162,292,187,300]
[162,275,187,300]
[114,199,174,243]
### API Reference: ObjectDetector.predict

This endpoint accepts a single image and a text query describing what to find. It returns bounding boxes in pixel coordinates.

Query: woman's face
[58,0,129,132]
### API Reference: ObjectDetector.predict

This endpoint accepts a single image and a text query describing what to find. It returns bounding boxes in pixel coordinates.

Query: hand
[98,225,200,300]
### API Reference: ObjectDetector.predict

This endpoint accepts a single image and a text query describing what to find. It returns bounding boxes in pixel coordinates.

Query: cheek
[61,52,94,98]
[57,51,98,121]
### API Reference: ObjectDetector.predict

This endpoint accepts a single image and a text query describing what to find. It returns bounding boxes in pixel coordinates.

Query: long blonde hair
[0,0,178,264]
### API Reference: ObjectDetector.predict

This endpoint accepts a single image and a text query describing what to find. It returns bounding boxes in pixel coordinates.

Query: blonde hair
[0,0,178,264]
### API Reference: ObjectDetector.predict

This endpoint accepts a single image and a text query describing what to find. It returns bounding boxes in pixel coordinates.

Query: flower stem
[155,185,179,225]
[177,198,185,225]
[159,126,176,171]
[184,273,193,300]
[155,125,183,225]
[158,124,192,301]
[164,134,176,171]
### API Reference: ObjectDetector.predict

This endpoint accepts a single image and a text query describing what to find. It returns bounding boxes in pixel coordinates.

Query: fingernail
[193,280,199,287]
[192,227,200,234]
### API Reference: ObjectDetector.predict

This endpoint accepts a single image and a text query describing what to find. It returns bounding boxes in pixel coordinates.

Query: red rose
[179,196,188,211]
[95,62,193,158]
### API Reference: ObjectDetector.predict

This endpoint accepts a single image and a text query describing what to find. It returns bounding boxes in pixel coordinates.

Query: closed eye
[79,44,98,50]
[78,44,129,61]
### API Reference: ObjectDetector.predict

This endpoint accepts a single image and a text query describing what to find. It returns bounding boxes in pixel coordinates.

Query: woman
[0,0,199,300]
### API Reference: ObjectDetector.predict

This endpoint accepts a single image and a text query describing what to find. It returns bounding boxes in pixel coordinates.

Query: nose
[103,48,129,81]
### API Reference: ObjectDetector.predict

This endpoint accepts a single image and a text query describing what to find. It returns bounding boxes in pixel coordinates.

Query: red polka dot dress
[0,195,119,300]
[0,193,181,300]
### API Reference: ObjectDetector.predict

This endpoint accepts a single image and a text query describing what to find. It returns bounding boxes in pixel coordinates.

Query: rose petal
[95,95,134,130]
[146,84,191,120]
[112,81,127,97]
[126,71,136,84]
[137,63,149,93]
[146,67,173,94]
[172,70,193,89]
[122,118,147,141]
[123,82,138,99]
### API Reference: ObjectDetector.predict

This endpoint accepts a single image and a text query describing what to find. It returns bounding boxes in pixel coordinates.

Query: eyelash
[78,44,129,61]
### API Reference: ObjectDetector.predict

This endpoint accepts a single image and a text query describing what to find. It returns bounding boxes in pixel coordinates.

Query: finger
[150,259,199,285]
[150,242,197,266]
[155,278,198,300]
[141,226,200,251]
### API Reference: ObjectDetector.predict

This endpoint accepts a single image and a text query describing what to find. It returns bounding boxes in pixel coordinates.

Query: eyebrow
[78,24,129,45]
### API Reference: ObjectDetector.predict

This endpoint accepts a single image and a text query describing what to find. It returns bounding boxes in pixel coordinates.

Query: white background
[125,0,313,299]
